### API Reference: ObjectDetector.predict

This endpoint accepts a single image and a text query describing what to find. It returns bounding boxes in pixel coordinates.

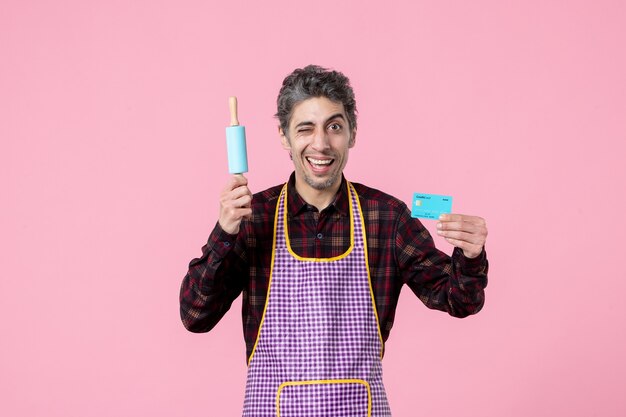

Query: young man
[180,65,489,416]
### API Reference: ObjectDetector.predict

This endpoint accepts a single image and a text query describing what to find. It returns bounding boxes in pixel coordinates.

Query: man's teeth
[307,157,332,165]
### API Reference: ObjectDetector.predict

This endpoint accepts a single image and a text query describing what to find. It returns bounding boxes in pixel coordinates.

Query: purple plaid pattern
[242,184,391,417]
[278,382,369,416]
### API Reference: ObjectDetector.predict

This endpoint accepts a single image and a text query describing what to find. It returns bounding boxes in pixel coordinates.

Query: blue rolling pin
[225,96,248,174]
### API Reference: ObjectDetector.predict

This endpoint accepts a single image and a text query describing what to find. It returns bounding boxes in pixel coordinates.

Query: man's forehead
[289,97,346,126]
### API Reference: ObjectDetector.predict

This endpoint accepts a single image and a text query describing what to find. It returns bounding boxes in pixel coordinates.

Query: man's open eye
[328,123,342,131]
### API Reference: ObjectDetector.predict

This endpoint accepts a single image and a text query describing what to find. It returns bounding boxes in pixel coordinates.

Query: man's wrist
[208,221,238,257]
[456,247,486,273]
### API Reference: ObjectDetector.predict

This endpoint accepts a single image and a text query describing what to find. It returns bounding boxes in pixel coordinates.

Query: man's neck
[294,177,342,212]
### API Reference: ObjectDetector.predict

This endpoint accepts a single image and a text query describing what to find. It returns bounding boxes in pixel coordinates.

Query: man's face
[280,96,356,193]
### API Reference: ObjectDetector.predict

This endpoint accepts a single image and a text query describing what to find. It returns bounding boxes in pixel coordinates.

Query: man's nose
[311,129,330,151]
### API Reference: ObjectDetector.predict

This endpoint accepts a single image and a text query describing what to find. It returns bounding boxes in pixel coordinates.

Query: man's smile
[305,156,336,174]
[306,156,334,167]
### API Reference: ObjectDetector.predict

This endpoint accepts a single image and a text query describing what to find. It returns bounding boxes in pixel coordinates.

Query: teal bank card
[411,193,453,220]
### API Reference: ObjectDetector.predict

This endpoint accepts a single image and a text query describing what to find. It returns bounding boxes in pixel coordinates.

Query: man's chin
[304,173,339,191]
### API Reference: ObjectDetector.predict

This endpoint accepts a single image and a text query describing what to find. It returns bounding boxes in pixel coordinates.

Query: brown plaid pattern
[180,173,488,361]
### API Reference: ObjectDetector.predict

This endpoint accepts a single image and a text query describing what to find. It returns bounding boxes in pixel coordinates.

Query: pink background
[2,1,625,416]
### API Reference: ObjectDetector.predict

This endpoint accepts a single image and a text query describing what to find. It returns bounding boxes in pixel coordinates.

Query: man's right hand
[218,175,253,235]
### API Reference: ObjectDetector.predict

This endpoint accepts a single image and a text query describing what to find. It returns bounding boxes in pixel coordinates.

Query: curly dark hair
[275,65,357,136]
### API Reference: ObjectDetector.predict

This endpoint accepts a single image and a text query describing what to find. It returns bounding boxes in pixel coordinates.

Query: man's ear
[349,129,357,148]
[280,127,291,150]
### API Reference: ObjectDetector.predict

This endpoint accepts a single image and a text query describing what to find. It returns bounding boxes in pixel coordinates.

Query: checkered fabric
[278,382,369,416]
[242,184,391,417]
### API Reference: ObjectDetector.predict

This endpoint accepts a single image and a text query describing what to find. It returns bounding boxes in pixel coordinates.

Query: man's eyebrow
[326,113,346,123]
[294,114,346,129]
[294,121,315,129]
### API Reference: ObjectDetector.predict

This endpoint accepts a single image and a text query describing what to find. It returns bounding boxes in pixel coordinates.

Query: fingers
[220,188,252,213]
[437,214,487,233]
[442,237,484,259]
[222,174,248,193]
[221,175,252,201]
[439,213,485,226]
[221,206,253,224]
[436,230,484,245]
[224,183,252,202]
[219,175,253,235]
[436,213,488,259]
[437,220,482,234]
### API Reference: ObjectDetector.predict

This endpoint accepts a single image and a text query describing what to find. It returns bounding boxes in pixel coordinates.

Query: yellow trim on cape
[246,183,284,366]
[247,182,384,366]
[352,183,385,359]
[276,379,372,417]
[284,180,354,262]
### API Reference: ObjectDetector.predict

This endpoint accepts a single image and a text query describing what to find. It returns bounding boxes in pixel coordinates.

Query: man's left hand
[436,214,488,259]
